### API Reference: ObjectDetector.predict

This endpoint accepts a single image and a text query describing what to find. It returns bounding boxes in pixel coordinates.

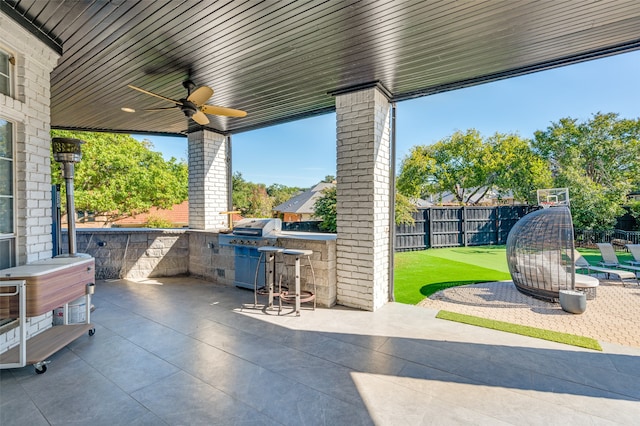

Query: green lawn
[436,311,602,351]
[393,245,633,305]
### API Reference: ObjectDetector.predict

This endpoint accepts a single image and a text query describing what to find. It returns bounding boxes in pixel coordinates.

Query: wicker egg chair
[506,207,576,301]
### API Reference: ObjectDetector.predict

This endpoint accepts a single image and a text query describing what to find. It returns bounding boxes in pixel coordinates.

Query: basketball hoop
[537,188,569,208]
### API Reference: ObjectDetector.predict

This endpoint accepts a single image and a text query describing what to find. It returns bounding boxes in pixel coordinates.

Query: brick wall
[0,312,52,354]
[0,9,61,351]
[335,87,391,311]
[1,11,59,264]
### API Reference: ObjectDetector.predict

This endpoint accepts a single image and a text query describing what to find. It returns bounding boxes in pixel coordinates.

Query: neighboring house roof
[274,182,335,215]
[413,198,433,208]
[114,201,190,227]
[427,187,516,205]
[113,201,245,227]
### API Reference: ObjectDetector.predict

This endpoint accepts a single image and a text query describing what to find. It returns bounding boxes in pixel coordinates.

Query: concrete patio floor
[2,277,640,425]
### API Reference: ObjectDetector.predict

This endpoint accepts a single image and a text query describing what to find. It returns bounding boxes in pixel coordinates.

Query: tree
[267,183,302,207]
[51,130,188,224]
[313,186,417,233]
[629,200,640,231]
[232,173,308,218]
[231,172,274,217]
[397,129,551,205]
[533,113,640,229]
[313,186,337,232]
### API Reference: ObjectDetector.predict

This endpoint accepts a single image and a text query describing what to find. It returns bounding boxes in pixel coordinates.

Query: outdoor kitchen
[60,221,337,308]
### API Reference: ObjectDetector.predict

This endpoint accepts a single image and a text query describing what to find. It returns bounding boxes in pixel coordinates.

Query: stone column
[188,130,230,230]
[335,86,391,311]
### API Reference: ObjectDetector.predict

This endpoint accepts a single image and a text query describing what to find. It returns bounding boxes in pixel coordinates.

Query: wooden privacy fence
[395,206,538,251]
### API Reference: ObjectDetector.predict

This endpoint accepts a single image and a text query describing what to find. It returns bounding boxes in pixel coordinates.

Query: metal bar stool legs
[281,249,315,316]
[254,246,285,312]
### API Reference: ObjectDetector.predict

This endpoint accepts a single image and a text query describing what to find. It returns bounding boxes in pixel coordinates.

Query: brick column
[187,130,230,230]
[335,86,391,311]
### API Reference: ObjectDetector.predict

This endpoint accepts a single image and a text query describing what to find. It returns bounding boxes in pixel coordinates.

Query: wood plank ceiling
[3,0,640,136]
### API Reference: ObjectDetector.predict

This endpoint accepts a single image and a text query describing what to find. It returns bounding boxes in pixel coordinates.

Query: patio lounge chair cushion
[596,243,621,267]
[574,273,599,299]
[625,244,640,266]
[574,250,638,286]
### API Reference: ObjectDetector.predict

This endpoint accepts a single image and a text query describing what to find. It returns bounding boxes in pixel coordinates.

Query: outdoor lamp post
[52,137,85,256]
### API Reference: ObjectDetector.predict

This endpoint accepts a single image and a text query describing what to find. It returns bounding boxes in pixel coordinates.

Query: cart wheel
[35,364,47,374]
[88,328,96,336]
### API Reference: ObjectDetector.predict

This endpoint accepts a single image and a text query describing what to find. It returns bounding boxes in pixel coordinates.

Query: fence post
[423,208,429,249]
[462,206,467,247]
[428,207,433,249]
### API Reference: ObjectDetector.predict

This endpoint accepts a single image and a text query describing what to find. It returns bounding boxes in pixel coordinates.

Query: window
[0,49,12,96]
[0,119,15,269]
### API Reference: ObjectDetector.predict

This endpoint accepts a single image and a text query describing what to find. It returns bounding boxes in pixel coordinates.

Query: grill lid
[232,218,281,237]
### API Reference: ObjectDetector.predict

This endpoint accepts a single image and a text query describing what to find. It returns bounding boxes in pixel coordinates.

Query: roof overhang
[3,0,640,136]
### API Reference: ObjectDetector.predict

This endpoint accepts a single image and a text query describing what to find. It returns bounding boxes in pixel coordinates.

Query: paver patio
[419,279,640,348]
[1,277,640,425]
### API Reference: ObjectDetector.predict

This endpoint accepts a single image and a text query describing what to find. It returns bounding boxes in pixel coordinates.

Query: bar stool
[280,249,316,316]
[253,246,285,312]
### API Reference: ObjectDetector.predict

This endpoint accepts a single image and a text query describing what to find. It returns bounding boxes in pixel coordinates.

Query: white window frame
[0,47,13,97]
[0,117,16,270]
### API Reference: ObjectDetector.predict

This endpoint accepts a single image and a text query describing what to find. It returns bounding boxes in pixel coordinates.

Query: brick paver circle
[419,279,640,348]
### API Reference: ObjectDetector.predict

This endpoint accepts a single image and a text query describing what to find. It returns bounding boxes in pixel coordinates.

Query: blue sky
[135,50,640,188]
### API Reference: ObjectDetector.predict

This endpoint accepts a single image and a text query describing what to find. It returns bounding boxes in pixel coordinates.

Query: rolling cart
[0,256,96,374]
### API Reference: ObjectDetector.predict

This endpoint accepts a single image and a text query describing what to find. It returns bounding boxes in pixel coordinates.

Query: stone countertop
[277,231,337,241]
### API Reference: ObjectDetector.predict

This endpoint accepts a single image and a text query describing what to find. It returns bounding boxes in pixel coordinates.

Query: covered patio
[3,277,640,425]
[2,1,640,423]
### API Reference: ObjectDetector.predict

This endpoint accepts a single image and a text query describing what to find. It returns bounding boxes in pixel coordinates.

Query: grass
[436,310,603,351]
[393,246,511,305]
[394,245,634,305]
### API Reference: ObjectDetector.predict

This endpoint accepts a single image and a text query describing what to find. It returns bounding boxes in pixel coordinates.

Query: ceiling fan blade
[144,106,180,112]
[187,86,214,105]
[192,110,210,125]
[201,104,247,117]
[128,85,181,105]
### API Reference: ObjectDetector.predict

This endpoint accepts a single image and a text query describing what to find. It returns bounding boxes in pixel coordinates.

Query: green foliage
[394,192,417,225]
[485,133,552,204]
[232,172,301,218]
[436,311,602,351]
[267,183,302,208]
[313,186,337,232]
[51,130,188,223]
[312,186,418,232]
[533,113,640,229]
[628,200,640,230]
[397,129,551,205]
[145,215,174,229]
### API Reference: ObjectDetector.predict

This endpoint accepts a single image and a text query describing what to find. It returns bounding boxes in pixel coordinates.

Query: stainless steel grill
[219,219,282,289]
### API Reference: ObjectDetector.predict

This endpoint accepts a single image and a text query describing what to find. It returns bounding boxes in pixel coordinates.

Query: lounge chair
[575,250,638,287]
[625,244,640,266]
[596,242,621,267]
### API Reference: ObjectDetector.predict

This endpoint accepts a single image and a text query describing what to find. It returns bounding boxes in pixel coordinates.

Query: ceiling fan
[127,80,247,125]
